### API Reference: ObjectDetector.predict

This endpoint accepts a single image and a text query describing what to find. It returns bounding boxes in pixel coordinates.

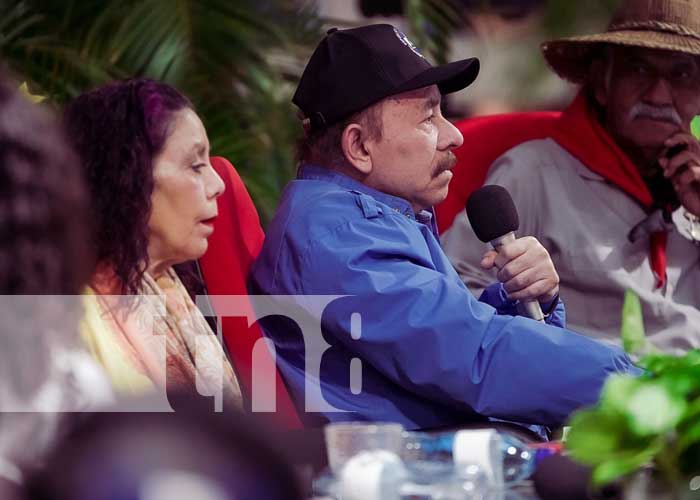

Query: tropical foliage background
[0,0,620,222]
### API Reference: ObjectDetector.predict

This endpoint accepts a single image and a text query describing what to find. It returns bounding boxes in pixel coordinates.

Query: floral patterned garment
[83,266,243,408]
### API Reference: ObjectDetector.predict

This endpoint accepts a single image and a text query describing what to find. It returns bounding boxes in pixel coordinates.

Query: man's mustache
[435,151,457,174]
[629,102,682,126]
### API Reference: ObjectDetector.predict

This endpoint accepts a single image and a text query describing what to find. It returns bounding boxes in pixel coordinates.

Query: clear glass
[398,462,492,500]
[401,431,455,484]
[324,422,405,474]
[403,430,536,487]
[501,437,535,485]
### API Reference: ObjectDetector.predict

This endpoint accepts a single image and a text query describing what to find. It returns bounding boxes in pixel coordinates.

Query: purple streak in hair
[64,78,193,294]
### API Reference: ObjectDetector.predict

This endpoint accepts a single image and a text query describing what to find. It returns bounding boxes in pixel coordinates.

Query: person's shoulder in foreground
[442,0,700,353]
[250,23,641,430]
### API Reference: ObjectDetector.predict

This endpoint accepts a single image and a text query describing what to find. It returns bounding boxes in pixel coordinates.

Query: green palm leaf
[0,0,322,222]
[404,0,463,64]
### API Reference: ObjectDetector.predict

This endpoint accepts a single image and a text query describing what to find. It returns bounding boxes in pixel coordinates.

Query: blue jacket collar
[298,164,432,221]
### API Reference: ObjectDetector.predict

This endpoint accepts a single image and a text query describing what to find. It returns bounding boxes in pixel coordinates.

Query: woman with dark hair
[0,71,111,483]
[66,78,242,405]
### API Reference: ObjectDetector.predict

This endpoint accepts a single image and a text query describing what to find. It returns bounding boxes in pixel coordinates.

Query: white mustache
[629,103,682,126]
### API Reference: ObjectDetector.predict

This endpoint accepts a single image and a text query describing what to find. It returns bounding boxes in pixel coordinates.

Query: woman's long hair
[64,78,192,294]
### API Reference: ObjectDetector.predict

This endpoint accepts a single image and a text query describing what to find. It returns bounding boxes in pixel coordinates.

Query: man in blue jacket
[250,24,640,430]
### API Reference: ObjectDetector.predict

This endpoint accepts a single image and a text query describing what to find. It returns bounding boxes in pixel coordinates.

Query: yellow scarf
[80,267,243,408]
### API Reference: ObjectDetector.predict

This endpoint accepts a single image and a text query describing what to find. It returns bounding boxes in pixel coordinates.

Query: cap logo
[393,27,425,59]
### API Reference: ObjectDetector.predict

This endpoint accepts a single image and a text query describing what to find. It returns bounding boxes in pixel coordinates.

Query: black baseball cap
[293,23,480,131]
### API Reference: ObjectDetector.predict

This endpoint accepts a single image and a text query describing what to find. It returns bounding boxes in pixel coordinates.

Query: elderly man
[442,0,700,353]
[250,24,638,430]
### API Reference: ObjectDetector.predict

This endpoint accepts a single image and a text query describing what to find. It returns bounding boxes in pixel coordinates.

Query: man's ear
[341,123,373,175]
[590,58,609,107]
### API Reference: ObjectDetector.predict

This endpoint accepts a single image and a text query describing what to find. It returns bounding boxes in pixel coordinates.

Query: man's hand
[480,236,559,304]
[659,132,700,216]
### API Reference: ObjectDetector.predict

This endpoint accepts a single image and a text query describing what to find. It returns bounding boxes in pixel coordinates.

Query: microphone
[466,185,545,322]
[532,454,599,500]
[626,143,685,243]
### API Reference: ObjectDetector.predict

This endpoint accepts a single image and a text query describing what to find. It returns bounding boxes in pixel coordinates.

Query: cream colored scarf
[84,267,243,408]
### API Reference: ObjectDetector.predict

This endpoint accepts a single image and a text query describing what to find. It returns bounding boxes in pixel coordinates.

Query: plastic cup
[324,422,404,474]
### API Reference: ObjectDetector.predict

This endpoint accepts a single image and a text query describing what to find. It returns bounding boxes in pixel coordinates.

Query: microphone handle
[490,232,545,322]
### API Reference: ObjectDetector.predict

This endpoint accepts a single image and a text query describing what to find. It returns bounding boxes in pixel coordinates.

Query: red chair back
[436,111,561,233]
[199,156,302,429]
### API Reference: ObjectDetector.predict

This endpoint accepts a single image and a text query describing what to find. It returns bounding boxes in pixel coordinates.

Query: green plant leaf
[692,116,700,139]
[599,374,640,412]
[591,446,660,485]
[682,398,700,421]
[621,289,647,355]
[677,423,700,453]
[658,371,700,399]
[0,0,323,223]
[566,410,625,464]
[404,0,462,64]
[625,383,686,436]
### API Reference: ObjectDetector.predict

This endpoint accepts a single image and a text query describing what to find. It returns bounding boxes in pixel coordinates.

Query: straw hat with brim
[542,0,700,84]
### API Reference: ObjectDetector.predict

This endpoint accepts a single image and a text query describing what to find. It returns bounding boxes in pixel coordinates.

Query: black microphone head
[532,454,593,500]
[466,185,519,243]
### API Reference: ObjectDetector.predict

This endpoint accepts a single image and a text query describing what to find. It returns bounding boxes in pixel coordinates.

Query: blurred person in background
[250,24,640,432]
[64,79,243,407]
[443,0,700,353]
[0,70,112,484]
[25,396,304,500]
